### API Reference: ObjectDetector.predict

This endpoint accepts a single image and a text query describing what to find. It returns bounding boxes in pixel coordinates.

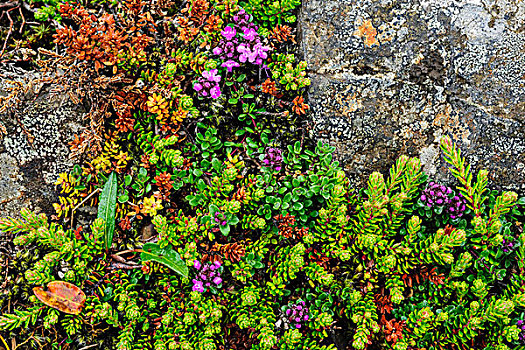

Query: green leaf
[212,158,222,172]
[124,175,132,186]
[220,224,230,236]
[140,243,188,278]
[229,215,239,225]
[97,172,117,252]
[118,194,129,203]
[293,141,301,154]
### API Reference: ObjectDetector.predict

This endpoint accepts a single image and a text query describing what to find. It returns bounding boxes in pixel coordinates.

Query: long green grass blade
[97,172,118,252]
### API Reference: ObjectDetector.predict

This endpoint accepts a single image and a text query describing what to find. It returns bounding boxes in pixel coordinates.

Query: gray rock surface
[0,65,85,218]
[300,0,525,190]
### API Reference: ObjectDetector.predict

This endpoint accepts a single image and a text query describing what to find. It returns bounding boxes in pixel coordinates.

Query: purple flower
[221,26,237,40]
[224,42,236,57]
[242,27,258,41]
[448,194,466,219]
[193,83,203,92]
[263,147,283,171]
[502,238,517,253]
[221,59,240,72]
[519,319,525,344]
[421,182,466,219]
[210,85,224,99]
[210,85,221,99]
[202,69,221,83]
[233,9,250,26]
[192,280,204,292]
[194,70,222,99]
[252,42,270,60]
[212,8,270,72]
[284,300,310,329]
[192,261,223,293]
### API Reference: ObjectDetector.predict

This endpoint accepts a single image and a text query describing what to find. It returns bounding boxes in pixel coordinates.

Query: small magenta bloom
[242,27,257,41]
[213,47,222,55]
[202,69,221,83]
[221,59,240,72]
[237,45,249,53]
[192,280,204,292]
[284,300,310,329]
[221,26,237,40]
[192,260,223,293]
[210,85,221,99]
[193,83,203,92]
[263,147,283,171]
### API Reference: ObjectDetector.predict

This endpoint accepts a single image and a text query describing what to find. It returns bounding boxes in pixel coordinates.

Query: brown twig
[70,188,101,229]
[0,1,19,9]
[0,5,18,58]
[17,6,23,34]
[114,249,141,256]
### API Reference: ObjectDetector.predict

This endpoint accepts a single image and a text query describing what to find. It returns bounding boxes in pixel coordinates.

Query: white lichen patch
[301,0,525,189]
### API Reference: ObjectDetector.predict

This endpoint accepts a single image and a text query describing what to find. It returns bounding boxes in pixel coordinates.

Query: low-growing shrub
[1,0,524,349]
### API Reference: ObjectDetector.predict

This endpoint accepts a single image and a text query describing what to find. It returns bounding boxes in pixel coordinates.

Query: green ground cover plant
[1,0,525,349]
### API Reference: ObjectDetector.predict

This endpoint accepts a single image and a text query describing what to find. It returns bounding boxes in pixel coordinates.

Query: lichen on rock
[0,65,86,217]
[300,0,525,190]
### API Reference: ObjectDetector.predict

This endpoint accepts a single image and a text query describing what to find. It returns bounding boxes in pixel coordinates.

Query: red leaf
[33,281,86,315]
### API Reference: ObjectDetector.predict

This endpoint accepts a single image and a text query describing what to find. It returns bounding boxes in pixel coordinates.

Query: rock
[0,64,86,218]
[299,0,525,190]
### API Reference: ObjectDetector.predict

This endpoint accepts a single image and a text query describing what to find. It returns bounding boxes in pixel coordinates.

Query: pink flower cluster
[193,69,221,99]
[214,211,227,226]
[192,260,223,293]
[262,147,282,171]
[421,182,467,219]
[285,300,309,329]
[212,8,270,72]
